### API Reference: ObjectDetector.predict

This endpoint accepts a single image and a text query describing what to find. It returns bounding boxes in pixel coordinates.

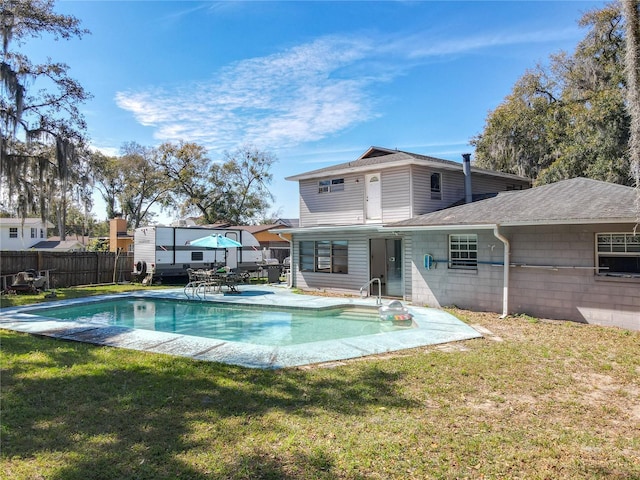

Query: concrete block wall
[506,224,640,330]
[409,224,640,330]
[410,230,504,312]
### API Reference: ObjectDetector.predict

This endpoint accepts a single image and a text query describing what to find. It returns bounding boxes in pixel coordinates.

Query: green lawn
[0,283,165,309]
[1,287,639,479]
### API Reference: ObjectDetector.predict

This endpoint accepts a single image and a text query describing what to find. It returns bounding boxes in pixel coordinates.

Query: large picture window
[299,240,348,274]
[596,233,640,276]
[449,234,477,270]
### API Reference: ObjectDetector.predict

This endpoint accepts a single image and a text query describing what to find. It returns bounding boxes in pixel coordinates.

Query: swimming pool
[0,286,482,368]
[32,298,409,346]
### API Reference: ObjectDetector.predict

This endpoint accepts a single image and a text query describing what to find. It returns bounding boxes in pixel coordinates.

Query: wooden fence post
[96,252,100,284]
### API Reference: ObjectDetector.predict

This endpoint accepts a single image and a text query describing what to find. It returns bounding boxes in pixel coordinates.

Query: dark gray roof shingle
[390,178,637,227]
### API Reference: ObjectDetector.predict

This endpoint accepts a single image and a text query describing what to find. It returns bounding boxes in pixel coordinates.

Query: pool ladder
[184,281,213,300]
[359,278,382,305]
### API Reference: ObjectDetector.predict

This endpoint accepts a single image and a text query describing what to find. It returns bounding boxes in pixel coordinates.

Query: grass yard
[1,287,639,479]
[0,283,176,309]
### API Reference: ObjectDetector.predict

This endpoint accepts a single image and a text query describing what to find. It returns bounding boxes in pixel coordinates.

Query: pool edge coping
[0,286,483,369]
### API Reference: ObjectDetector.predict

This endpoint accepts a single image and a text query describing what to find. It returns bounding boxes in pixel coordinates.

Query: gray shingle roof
[390,178,637,227]
[31,240,85,250]
[285,146,528,182]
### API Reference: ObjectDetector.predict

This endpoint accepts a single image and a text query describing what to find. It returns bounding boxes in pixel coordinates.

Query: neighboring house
[388,177,639,330]
[279,146,531,296]
[236,224,291,262]
[30,239,86,252]
[275,218,300,228]
[109,217,133,253]
[0,218,52,250]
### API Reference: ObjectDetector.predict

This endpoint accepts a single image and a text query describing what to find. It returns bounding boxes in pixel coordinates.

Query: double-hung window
[9,228,17,238]
[449,234,477,270]
[299,240,348,273]
[596,233,640,276]
[318,178,345,193]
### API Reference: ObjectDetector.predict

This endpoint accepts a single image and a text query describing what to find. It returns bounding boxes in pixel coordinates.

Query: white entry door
[365,173,381,221]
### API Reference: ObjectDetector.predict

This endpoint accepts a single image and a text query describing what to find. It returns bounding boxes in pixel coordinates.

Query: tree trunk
[622,0,640,224]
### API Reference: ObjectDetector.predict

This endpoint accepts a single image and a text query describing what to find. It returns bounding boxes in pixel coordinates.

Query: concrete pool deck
[0,285,482,369]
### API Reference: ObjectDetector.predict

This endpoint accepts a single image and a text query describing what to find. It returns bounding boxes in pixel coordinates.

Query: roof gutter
[272,224,386,235]
[381,217,637,232]
[381,224,497,233]
[493,225,510,318]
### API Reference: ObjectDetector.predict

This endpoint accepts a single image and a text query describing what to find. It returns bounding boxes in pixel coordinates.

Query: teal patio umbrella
[189,234,243,249]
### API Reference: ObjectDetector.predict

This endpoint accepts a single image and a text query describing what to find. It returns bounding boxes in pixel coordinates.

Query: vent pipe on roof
[462,153,472,204]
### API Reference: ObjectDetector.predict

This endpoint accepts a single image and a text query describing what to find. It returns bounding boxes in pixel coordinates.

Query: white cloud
[114,25,580,152]
[400,27,581,59]
[115,36,379,152]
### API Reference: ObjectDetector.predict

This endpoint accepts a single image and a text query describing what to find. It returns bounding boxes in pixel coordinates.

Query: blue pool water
[33,298,411,347]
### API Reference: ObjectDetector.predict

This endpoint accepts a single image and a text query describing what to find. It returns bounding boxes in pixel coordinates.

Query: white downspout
[493,225,510,318]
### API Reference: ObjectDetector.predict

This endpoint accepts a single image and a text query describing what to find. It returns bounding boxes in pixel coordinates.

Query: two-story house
[279,147,639,331]
[281,146,530,297]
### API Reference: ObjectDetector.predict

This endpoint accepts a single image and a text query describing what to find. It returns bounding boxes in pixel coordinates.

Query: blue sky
[31,0,606,222]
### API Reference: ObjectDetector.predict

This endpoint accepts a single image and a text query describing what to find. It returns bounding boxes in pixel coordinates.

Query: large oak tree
[154,142,276,225]
[472,2,632,187]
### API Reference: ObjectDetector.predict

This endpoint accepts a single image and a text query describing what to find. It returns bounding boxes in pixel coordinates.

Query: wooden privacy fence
[0,251,134,289]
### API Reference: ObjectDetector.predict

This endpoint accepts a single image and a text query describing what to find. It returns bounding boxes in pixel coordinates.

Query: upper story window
[40,229,45,238]
[449,234,477,270]
[318,178,345,193]
[9,227,17,238]
[31,228,37,238]
[596,233,640,277]
[431,173,441,200]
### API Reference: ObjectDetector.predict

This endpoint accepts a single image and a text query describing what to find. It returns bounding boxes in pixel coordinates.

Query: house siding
[409,224,640,330]
[299,173,365,226]
[380,167,412,222]
[412,168,450,214]
[291,231,371,292]
[298,164,530,226]
[291,230,411,298]
[412,168,530,217]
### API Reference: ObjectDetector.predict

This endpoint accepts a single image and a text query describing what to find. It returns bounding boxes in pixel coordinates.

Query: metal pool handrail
[359,278,382,305]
